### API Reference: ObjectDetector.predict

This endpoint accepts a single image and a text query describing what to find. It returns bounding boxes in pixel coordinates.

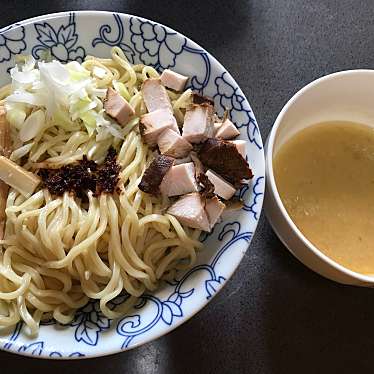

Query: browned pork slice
[142,78,173,113]
[215,118,240,139]
[182,104,214,143]
[167,192,210,231]
[199,138,253,187]
[190,151,204,177]
[205,169,236,200]
[104,88,135,126]
[140,108,180,146]
[138,155,174,194]
[205,196,226,229]
[230,140,246,158]
[192,93,214,106]
[160,69,188,92]
[160,162,199,197]
[190,152,214,198]
[157,128,192,158]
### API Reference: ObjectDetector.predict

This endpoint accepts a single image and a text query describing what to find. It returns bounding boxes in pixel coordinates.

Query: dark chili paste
[38,147,120,197]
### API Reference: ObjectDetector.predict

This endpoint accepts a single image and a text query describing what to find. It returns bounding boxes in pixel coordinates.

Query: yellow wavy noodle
[0,47,198,336]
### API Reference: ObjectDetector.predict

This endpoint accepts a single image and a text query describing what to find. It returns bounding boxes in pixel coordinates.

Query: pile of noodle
[0,47,202,335]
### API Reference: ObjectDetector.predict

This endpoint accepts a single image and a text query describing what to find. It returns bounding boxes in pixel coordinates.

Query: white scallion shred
[19,109,46,142]
[5,57,122,141]
[10,142,34,161]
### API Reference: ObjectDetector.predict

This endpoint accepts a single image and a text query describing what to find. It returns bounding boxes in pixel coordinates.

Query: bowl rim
[266,68,374,284]
[0,10,265,359]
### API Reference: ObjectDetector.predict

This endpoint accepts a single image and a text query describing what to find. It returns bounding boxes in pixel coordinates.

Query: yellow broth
[274,121,374,274]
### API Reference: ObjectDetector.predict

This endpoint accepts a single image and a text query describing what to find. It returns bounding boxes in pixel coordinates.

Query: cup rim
[266,69,374,284]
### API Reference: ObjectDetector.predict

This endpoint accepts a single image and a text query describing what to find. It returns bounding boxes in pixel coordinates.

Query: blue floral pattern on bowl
[32,13,86,62]
[0,24,26,63]
[0,11,265,359]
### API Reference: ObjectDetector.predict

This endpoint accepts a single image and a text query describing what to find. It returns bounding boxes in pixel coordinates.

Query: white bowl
[0,11,265,358]
[265,69,374,287]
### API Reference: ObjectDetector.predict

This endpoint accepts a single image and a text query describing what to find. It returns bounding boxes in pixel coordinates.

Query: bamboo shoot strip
[0,106,11,239]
